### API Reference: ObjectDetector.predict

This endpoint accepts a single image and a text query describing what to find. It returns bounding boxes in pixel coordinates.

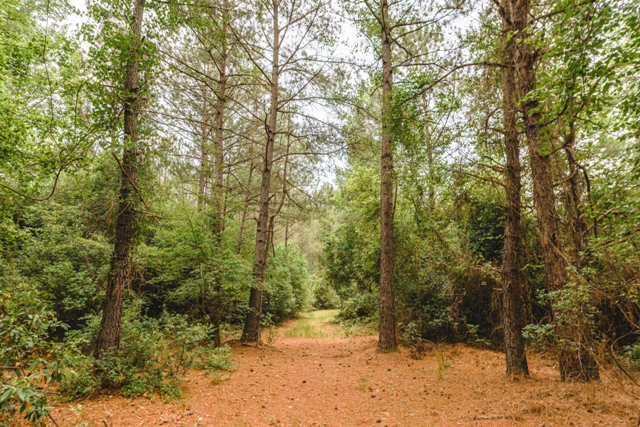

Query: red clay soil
[51,327,638,427]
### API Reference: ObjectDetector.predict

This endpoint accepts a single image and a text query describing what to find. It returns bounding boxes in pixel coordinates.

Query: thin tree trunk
[512,0,597,382]
[210,1,229,348]
[266,140,289,256]
[499,0,528,376]
[378,0,398,353]
[94,0,146,359]
[562,120,587,262]
[237,142,256,255]
[561,119,599,380]
[266,215,275,257]
[284,219,289,251]
[421,97,435,212]
[198,83,210,210]
[242,0,280,343]
[213,3,228,238]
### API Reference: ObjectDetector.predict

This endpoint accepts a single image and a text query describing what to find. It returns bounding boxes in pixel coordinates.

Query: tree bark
[560,119,599,380]
[242,0,280,343]
[212,2,228,238]
[284,219,289,251]
[210,1,229,348]
[512,0,597,382]
[197,83,210,210]
[498,0,529,376]
[420,96,435,212]
[237,141,256,255]
[94,0,146,359]
[378,0,398,353]
[562,120,587,263]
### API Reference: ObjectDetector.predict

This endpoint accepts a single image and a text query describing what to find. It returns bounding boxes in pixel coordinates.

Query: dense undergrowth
[0,287,235,426]
[0,179,309,425]
[320,162,640,365]
[2,156,639,426]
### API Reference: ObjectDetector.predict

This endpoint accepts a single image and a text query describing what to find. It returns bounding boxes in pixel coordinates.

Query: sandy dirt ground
[50,311,639,427]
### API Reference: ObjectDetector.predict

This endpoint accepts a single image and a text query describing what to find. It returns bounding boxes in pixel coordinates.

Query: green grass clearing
[284,309,340,338]
[283,310,378,338]
[340,320,378,337]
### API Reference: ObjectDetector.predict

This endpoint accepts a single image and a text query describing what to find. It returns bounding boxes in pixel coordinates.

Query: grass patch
[286,323,329,338]
[283,310,379,338]
[436,345,451,380]
[339,320,378,337]
[284,310,339,338]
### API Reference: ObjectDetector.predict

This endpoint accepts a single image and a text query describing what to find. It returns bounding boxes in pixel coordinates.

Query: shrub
[262,245,311,323]
[139,213,254,325]
[397,269,456,341]
[312,280,339,309]
[467,199,505,263]
[0,285,77,426]
[14,203,111,330]
[337,292,378,321]
[192,346,235,375]
[61,306,219,400]
[624,341,640,370]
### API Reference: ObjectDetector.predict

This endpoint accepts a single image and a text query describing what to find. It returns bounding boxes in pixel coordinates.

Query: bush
[192,346,235,375]
[61,305,222,400]
[262,245,311,323]
[138,210,254,325]
[337,292,378,321]
[397,268,456,341]
[14,203,111,330]
[624,341,640,370]
[0,285,77,426]
[449,264,500,344]
[312,280,339,309]
[467,199,505,263]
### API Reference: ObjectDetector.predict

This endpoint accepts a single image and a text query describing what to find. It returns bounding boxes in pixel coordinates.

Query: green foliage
[624,341,640,370]
[397,268,455,341]
[522,323,555,352]
[18,201,111,328]
[62,305,219,399]
[322,223,379,296]
[337,292,378,322]
[522,272,602,358]
[311,278,339,309]
[323,162,502,344]
[0,285,77,426]
[262,245,311,323]
[401,320,422,349]
[322,166,381,297]
[139,205,253,324]
[81,0,161,142]
[467,199,505,263]
[139,206,313,327]
[0,0,94,201]
[192,346,235,375]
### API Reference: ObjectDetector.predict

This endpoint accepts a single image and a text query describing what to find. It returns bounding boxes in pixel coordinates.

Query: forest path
[54,311,636,427]
[279,309,342,339]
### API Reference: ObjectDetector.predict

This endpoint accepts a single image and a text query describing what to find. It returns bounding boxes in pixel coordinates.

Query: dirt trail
[54,310,637,427]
